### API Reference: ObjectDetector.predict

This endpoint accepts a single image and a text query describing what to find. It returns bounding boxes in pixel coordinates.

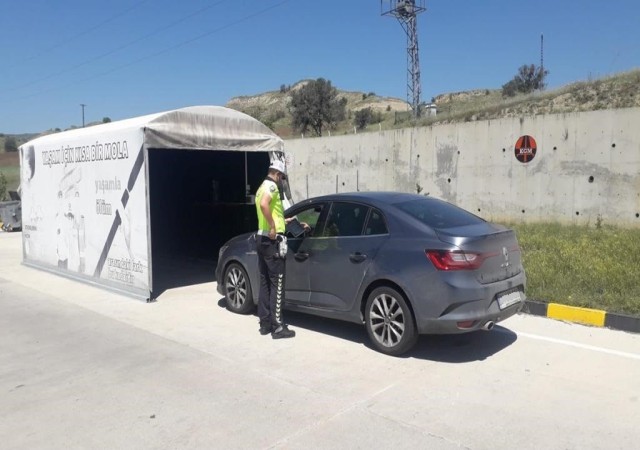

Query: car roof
[293,191,439,208]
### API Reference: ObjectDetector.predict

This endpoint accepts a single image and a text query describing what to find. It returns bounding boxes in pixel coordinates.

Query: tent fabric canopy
[26,105,283,152]
[144,106,284,151]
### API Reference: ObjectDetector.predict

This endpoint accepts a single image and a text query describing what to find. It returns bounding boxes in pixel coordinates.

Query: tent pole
[244,151,248,197]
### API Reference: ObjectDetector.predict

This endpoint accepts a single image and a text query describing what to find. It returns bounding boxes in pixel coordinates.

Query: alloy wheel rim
[226,267,247,308]
[369,293,405,347]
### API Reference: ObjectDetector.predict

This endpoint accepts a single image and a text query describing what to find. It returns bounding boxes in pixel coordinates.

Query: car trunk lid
[435,223,523,284]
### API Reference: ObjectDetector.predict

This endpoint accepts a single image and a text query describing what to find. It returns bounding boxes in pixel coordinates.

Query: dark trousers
[257,236,285,330]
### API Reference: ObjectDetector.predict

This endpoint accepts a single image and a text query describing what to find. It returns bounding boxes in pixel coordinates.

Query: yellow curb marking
[547,303,606,327]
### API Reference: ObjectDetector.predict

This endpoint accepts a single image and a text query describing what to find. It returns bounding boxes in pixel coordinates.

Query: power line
[5,0,230,94]
[7,0,152,70]
[3,0,290,103]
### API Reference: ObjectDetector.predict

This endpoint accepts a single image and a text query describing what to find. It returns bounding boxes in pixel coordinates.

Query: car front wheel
[224,263,254,314]
[365,286,417,356]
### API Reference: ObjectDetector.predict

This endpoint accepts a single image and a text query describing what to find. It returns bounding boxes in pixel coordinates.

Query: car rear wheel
[224,263,254,314]
[365,286,417,356]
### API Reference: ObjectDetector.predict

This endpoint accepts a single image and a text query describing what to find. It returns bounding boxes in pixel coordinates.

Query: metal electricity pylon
[381,1,426,118]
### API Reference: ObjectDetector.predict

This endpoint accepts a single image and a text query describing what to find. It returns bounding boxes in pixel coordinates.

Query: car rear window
[394,198,484,229]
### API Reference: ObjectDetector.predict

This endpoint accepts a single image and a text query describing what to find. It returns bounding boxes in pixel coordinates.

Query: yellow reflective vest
[255,179,285,234]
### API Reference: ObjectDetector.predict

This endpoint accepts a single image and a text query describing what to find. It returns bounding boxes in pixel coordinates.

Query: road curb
[524,300,640,334]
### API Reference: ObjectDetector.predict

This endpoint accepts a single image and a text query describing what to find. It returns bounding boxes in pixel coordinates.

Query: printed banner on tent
[20,129,150,295]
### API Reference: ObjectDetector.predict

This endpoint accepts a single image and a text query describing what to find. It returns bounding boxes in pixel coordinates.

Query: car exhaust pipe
[481,321,495,331]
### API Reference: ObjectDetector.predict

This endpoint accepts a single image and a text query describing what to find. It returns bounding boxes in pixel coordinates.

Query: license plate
[497,290,523,310]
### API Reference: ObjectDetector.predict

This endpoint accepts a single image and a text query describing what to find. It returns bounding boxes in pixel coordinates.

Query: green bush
[353,108,382,130]
[354,107,373,130]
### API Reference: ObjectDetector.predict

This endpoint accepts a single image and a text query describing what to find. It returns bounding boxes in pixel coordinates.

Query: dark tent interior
[148,148,270,296]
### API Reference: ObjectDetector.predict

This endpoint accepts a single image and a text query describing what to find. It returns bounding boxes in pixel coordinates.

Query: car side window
[323,202,368,237]
[365,209,388,235]
[290,205,324,238]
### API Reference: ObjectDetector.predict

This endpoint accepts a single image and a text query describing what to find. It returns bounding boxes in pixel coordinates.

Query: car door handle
[349,252,367,263]
[294,252,310,261]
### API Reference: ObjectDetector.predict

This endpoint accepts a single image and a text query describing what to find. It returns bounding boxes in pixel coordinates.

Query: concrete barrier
[285,107,640,227]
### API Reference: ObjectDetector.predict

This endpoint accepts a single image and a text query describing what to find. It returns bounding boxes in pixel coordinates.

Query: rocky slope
[225,69,640,136]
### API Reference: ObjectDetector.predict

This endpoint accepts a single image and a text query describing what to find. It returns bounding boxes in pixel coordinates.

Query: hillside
[225,80,410,138]
[2,69,640,145]
[225,69,640,137]
[430,69,640,124]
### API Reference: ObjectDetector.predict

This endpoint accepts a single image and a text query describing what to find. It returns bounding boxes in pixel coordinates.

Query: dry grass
[226,69,640,136]
[407,69,640,128]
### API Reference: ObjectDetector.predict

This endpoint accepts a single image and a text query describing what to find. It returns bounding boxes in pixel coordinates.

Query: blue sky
[1,0,638,133]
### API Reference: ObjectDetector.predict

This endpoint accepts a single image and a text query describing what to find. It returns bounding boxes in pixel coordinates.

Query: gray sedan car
[216,192,526,356]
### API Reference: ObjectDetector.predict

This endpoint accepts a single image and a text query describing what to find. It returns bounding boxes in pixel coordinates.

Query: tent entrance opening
[148,148,269,293]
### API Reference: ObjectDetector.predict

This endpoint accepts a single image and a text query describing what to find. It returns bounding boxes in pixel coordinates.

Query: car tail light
[425,250,487,270]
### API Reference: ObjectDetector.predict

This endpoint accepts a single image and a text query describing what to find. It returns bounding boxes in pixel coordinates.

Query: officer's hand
[269,227,276,240]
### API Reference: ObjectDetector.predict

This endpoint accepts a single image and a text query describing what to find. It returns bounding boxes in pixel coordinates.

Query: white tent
[19,106,287,300]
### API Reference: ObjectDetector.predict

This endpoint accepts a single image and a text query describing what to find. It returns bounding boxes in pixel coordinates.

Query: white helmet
[269,159,286,174]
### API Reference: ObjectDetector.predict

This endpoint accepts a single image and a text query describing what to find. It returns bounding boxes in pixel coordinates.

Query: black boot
[271,324,295,339]
[259,321,272,336]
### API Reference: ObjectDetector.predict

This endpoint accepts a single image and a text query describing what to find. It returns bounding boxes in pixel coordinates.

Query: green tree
[4,136,18,152]
[102,117,112,123]
[502,64,549,97]
[290,78,347,136]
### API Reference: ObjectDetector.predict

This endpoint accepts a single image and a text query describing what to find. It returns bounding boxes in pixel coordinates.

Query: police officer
[255,160,295,338]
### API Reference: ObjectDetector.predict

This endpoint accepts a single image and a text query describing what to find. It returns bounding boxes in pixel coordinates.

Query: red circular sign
[514,135,537,163]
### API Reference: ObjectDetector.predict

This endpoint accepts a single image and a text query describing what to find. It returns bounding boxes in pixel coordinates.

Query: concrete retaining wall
[285,107,640,227]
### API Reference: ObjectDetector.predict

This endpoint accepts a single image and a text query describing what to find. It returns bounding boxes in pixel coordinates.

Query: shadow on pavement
[153,257,217,298]
[408,327,517,362]
[217,298,517,362]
